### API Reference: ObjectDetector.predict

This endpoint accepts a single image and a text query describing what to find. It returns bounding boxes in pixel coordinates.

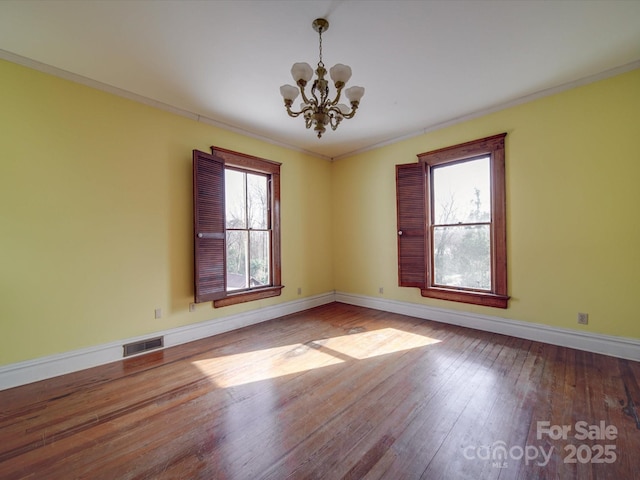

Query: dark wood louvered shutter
[193,149,227,302]
[396,162,427,288]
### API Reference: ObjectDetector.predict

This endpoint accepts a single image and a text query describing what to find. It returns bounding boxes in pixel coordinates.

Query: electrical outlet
[154,308,162,319]
[577,312,589,325]
[189,303,196,312]
[297,287,302,295]
[379,287,384,294]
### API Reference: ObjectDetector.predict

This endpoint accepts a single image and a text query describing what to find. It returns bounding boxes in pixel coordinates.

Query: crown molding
[331,60,640,161]
[4,49,637,163]
[0,49,331,161]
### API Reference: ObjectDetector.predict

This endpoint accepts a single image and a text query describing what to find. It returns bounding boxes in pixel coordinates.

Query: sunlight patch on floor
[320,328,441,360]
[192,328,441,388]
[192,343,344,388]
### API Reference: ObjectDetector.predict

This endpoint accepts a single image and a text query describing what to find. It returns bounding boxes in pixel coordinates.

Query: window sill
[421,287,509,309]
[213,285,284,308]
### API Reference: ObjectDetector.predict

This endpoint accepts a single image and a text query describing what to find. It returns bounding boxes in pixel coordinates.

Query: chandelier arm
[297,81,315,107]
[327,105,345,115]
[328,111,343,131]
[327,103,358,120]
[329,83,346,106]
[309,79,323,107]
[318,88,328,109]
[319,82,330,109]
[338,103,361,119]
[284,103,314,118]
[284,108,304,118]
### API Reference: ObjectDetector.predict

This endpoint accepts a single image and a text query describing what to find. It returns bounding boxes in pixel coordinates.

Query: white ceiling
[1,0,639,160]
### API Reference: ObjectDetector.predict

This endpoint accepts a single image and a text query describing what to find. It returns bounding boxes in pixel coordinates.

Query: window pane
[433,225,491,290]
[226,230,248,291]
[250,231,270,287]
[225,169,246,229]
[247,173,268,229]
[433,157,490,224]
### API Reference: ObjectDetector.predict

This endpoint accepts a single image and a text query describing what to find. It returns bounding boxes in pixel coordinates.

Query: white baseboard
[3,291,639,391]
[335,292,640,362]
[0,292,335,391]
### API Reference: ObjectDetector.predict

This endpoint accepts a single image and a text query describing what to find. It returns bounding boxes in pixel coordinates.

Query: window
[396,133,508,308]
[225,168,271,291]
[193,147,282,307]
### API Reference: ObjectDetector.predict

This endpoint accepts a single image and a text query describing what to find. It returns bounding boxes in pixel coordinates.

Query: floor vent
[123,336,164,357]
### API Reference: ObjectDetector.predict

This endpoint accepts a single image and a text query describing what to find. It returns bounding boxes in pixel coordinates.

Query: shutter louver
[396,163,427,288]
[193,150,227,302]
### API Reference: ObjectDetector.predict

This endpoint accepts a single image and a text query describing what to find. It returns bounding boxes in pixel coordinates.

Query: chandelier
[279,18,365,138]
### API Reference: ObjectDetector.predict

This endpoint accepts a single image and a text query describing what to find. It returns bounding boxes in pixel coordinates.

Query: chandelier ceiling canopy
[279,18,365,139]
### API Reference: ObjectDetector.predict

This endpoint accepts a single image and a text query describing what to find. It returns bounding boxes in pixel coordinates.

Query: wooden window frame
[397,133,509,308]
[193,146,282,308]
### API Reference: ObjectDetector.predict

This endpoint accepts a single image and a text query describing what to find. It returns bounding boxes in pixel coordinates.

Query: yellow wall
[332,68,640,339]
[2,58,639,368]
[0,59,333,365]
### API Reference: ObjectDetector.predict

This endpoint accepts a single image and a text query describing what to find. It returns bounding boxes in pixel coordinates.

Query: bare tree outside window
[225,170,270,291]
[432,157,491,290]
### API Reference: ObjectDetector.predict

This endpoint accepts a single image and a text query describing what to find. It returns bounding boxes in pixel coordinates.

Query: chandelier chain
[318,27,324,67]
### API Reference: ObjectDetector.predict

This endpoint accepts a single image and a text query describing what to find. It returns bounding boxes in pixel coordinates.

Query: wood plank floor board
[364,334,515,479]
[331,326,497,480]
[509,345,559,480]
[1,302,639,479]
[428,338,539,480]
[416,337,533,479]
[602,360,635,479]
[274,330,478,479]
[261,317,448,478]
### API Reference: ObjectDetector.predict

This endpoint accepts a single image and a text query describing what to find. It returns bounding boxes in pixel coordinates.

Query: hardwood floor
[1,302,639,479]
